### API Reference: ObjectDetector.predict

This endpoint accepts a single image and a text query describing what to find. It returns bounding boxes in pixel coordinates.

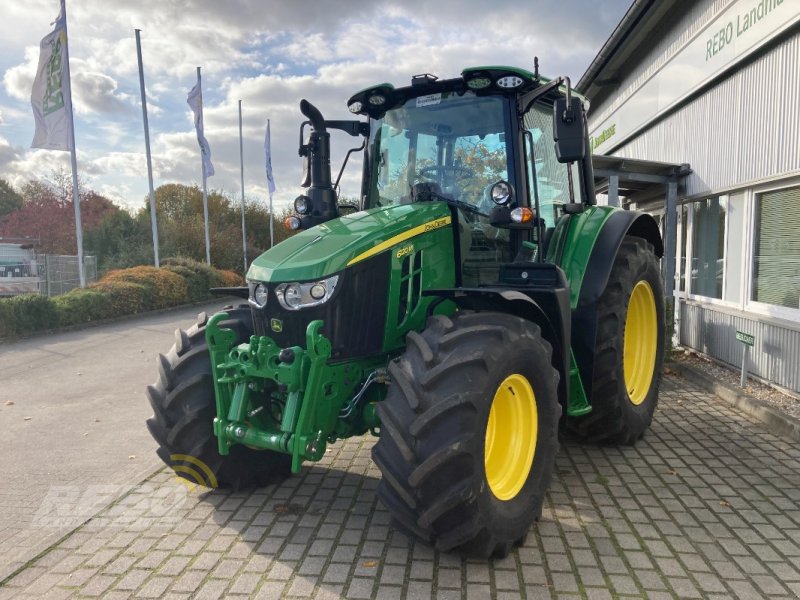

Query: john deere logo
[270,318,283,333]
[170,454,218,491]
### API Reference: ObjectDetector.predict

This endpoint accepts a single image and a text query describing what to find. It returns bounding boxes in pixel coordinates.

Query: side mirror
[300,138,311,187]
[552,96,586,163]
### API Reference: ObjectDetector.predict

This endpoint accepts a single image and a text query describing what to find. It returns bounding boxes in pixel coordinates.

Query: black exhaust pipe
[299,99,338,224]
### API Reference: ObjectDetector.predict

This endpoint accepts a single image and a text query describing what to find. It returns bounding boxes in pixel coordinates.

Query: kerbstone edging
[672,362,800,443]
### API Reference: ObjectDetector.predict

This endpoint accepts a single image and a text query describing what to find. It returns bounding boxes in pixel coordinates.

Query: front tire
[146,306,291,489]
[372,312,561,558]
[571,236,665,444]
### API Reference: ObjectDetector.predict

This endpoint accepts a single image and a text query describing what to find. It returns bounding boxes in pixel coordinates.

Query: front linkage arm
[206,313,383,473]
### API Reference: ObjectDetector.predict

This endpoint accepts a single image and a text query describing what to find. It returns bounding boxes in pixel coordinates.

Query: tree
[144,183,297,273]
[0,178,120,255]
[84,210,152,272]
[0,179,23,217]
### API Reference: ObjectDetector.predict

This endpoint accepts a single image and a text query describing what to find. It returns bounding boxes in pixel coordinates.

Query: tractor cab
[288,66,594,286]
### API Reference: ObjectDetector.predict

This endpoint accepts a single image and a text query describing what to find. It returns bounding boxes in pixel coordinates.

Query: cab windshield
[365,92,512,212]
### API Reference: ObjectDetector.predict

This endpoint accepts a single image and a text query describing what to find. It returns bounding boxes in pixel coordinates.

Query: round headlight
[253,283,269,308]
[294,195,311,215]
[491,181,513,205]
[309,283,326,300]
[282,284,302,308]
[496,75,524,89]
[348,101,363,113]
[368,94,386,106]
[467,76,492,90]
[284,215,301,231]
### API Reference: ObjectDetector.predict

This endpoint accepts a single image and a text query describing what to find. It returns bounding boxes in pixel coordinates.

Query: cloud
[70,66,135,117]
[0,0,631,213]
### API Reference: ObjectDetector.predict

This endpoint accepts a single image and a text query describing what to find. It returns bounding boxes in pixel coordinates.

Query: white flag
[264,120,276,195]
[30,1,73,151]
[187,82,215,177]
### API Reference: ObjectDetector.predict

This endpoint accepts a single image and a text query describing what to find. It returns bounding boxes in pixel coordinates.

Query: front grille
[251,252,390,360]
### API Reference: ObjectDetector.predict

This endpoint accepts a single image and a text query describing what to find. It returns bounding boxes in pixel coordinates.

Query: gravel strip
[671,347,800,419]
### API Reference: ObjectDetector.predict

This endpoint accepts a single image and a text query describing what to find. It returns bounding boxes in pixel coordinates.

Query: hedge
[52,288,114,326]
[0,293,59,338]
[0,258,244,340]
[98,266,188,310]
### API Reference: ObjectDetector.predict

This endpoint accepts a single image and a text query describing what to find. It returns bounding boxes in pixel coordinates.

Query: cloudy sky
[0,1,631,213]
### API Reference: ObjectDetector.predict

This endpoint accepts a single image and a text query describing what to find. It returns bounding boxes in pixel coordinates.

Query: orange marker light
[510,207,533,223]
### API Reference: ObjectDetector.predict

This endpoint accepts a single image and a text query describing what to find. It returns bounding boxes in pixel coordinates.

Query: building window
[752,186,800,309]
[690,197,725,299]
[678,204,688,293]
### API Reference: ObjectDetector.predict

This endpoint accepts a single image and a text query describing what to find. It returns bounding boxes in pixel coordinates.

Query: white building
[579,0,800,393]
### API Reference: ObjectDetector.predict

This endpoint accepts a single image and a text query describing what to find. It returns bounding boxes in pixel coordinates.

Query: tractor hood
[247,202,452,283]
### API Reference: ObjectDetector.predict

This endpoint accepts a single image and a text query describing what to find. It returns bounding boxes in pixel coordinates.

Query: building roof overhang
[577,0,684,106]
[593,154,691,205]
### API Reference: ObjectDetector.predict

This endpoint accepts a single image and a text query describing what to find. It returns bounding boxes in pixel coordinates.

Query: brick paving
[1,373,799,599]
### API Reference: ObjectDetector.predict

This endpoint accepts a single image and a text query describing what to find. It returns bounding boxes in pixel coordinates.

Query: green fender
[548,206,663,409]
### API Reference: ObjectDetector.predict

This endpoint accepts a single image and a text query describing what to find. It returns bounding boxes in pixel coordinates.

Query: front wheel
[145,307,291,489]
[372,312,561,558]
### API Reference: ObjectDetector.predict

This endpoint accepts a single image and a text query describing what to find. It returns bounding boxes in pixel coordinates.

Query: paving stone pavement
[1,373,799,599]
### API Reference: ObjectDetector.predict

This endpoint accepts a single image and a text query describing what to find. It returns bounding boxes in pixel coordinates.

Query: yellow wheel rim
[484,374,538,501]
[623,280,658,406]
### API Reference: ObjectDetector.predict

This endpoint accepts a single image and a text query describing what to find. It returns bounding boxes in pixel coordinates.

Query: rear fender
[571,210,663,407]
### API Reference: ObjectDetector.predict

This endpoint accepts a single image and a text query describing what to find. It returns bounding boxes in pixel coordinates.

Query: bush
[162,256,220,291]
[53,288,114,326]
[162,265,202,302]
[0,260,241,339]
[99,266,188,310]
[0,298,17,338]
[0,294,59,338]
[91,280,151,315]
[217,269,245,287]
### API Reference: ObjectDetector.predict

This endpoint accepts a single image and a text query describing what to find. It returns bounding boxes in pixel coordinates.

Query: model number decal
[396,244,414,259]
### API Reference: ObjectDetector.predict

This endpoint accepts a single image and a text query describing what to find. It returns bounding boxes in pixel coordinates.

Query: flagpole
[61,0,85,288]
[266,119,274,248]
[135,29,159,268]
[197,66,211,265]
[238,100,247,271]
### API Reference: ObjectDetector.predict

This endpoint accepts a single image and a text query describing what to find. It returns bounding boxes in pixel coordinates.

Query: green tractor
[147,65,665,558]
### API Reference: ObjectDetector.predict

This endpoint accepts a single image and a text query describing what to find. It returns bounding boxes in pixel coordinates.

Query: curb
[671,362,800,443]
[0,297,239,344]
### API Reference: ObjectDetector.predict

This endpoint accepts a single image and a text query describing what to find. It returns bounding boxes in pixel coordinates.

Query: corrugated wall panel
[679,301,800,392]
[612,35,800,196]
[592,0,733,127]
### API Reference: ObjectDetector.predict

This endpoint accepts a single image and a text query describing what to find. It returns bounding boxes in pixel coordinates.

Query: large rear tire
[146,306,291,489]
[571,236,665,444]
[372,312,561,558]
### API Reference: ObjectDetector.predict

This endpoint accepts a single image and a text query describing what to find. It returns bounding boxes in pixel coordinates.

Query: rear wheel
[146,306,291,489]
[372,312,561,558]
[571,236,665,444]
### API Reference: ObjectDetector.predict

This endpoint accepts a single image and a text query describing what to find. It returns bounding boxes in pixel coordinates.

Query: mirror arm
[325,120,370,137]
[334,139,367,193]
[520,77,563,115]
